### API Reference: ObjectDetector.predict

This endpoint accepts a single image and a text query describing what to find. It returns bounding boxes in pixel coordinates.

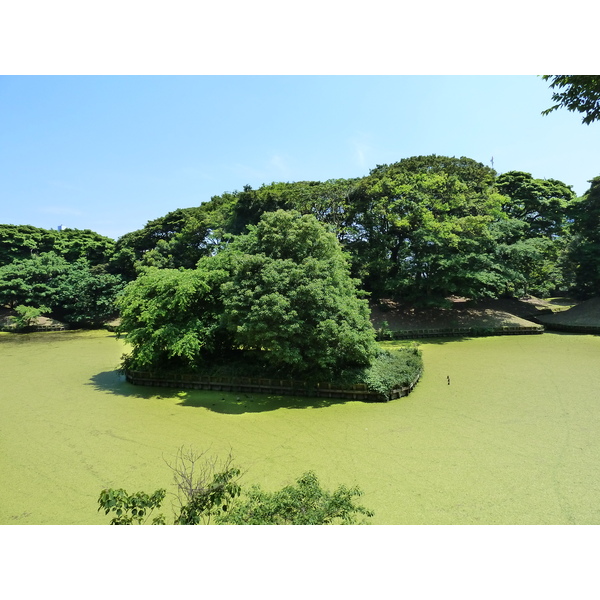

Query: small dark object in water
[447,375,451,385]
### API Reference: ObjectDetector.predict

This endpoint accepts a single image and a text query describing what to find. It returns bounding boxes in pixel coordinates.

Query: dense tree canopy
[0,225,116,267]
[495,171,576,296]
[0,252,124,325]
[108,154,594,306]
[345,158,507,303]
[218,210,378,376]
[116,265,231,371]
[0,225,124,326]
[496,171,575,237]
[112,207,218,277]
[118,210,379,378]
[2,154,596,332]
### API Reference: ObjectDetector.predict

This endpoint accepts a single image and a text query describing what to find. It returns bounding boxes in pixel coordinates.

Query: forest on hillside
[1,154,599,330]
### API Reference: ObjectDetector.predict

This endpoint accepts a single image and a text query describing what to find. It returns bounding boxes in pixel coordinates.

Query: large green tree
[116,265,231,371]
[117,210,379,378]
[0,252,65,308]
[346,158,507,304]
[495,171,576,296]
[112,207,219,278]
[496,171,575,237]
[222,179,361,242]
[218,210,379,377]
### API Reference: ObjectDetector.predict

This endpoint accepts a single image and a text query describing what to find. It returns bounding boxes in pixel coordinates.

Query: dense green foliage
[542,75,600,125]
[0,224,116,266]
[116,266,231,371]
[495,171,576,296]
[113,155,584,306]
[0,252,125,326]
[98,449,373,525]
[118,210,379,379]
[98,488,167,525]
[0,226,125,326]
[356,346,422,400]
[348,158,506,302]
[218,210,379,376]
[217,471,374,525]
[2,153,597,335]
[111,208,218,277]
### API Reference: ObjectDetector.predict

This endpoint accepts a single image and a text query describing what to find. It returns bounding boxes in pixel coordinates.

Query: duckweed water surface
[2,330,600,524]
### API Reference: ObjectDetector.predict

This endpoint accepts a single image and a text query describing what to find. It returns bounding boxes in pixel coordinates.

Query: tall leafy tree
[53,264,125,326]
[117,210,379,378]
[218,210,379,377]
[0,252,70,308]
[0,225,55,265]
[347,159,507,304]
[222,179,361,242]
[495,171,576,296]
[116,265,231,371]
[113,207,219,277]
[496,171,575,237]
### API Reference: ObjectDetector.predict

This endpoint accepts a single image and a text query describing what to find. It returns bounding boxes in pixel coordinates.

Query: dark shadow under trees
[88,370,351,414]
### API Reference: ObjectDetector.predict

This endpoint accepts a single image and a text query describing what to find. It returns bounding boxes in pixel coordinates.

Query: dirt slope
[369,297,560,331]
[536,297,600,327]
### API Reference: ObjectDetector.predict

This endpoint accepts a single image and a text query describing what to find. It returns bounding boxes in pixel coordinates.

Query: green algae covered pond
[2,329,600,525]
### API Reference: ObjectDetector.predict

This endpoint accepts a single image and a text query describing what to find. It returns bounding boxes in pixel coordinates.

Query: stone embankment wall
[535,322,600,334]
[377,324,544,340]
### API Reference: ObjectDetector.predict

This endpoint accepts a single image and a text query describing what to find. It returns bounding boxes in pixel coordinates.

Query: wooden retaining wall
[537,322,600,335]
[0,323,71,333]
[378,324,544,340]
[125,370,422,402]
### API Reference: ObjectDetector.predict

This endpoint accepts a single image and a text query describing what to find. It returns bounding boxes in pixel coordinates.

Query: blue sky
[1,75,599,240]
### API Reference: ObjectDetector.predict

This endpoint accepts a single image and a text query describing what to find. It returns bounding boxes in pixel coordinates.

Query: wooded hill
[112,154,599,304]
[1,154,599,329]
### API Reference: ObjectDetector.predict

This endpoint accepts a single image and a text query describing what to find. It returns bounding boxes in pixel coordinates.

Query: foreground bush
[98,448,373,525]
[216,471,373,525]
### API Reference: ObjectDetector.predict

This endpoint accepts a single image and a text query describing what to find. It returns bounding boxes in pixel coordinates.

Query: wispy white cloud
[350,135,374,170]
